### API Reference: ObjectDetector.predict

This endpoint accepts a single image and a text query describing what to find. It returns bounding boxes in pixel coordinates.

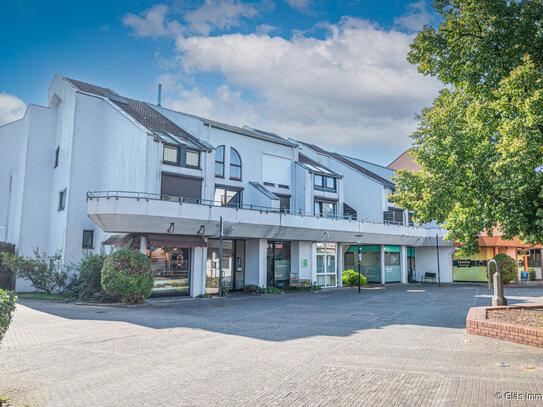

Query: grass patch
[283,285,322,292]
[17,293,67,301]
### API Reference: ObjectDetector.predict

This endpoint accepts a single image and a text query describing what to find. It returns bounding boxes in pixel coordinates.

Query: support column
[139,235,148,254]
[380,244,385,285]
[190,246,207,297]
[337,243,343,287]
[245,239,268,287]
[400,245,408,284]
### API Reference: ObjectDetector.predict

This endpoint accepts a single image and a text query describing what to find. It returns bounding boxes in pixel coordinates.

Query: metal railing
[86,190,415,227]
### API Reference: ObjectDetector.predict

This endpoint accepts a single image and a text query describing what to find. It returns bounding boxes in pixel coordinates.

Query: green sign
[302,259,309,267]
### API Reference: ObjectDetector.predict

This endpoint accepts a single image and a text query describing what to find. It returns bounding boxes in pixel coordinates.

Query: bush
[527,267,537,281]
[342,269,367,287]
[0,242,15,290]
[260,287,284,295]
[65,250,112,300]
[492,254,518,284]
[283,285,322,291]
[2,249,67,294]
[101,249,154,304]
[0,289,16,347]
[243,284,260,294]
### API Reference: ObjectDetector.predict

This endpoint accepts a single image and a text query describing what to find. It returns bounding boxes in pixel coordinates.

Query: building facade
[0,76,454,295]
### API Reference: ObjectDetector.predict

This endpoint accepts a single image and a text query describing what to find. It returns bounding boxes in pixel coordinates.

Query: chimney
[157,83,162,106]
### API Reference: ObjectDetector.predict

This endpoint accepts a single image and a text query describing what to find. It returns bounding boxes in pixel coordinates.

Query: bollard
[492,271,507,306]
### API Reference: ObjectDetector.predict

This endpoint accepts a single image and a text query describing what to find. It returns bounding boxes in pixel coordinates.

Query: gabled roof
[65,77,211,151]
[299,141,395,188]
[388,150,421,173]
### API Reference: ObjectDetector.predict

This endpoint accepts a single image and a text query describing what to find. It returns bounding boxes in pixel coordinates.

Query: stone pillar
[492,272,507,306]
[400,245,408,284]
[380,244,385,285]
[139,235,148,254]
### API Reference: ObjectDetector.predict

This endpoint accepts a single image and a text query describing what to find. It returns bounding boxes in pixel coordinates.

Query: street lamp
[355,234,364,293]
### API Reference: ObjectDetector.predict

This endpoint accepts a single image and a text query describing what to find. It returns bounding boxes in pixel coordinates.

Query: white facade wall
[0,75,457,295]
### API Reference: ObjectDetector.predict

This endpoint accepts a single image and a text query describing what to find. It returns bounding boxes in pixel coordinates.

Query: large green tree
[393,0,543,254]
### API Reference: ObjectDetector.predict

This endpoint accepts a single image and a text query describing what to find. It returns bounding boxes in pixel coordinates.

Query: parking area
[1,284,542,406]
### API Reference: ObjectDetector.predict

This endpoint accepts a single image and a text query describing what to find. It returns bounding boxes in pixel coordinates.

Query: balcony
[86,191,449,246]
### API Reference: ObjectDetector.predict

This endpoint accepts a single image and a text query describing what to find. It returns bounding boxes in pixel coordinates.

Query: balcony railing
[86,190,413,227]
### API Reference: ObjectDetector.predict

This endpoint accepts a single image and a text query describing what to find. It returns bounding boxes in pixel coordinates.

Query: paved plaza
[1,284,542,406]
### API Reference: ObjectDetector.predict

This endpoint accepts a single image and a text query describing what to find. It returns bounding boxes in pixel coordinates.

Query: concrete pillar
[139,235,148,254]
[400,245,408,284]
[380,244,385,285]
[190,246,207,297]
[245,239,268,287]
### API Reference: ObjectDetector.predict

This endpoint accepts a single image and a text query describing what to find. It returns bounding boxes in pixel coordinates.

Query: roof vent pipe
[157,83,162,106]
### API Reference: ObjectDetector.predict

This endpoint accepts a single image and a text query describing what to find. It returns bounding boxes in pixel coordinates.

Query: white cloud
[184,0,259,36]
[125,6,442,154]
[0,93,26,126]
[285,0,313,13]
[166,17,441,149]
[394,0,433,32]
[123,1,259,37]
[122,5,174,38]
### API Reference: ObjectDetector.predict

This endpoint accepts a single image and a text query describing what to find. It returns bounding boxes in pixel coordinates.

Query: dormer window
[314,174,336,192]
[163,145,179,165]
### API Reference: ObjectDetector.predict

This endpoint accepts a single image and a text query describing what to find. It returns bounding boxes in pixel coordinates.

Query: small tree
[342,269,368,287]
[101,249,154,304]
[0,289,16,347]
[493,254,518,285]
[0,242,16,290]
[1,249,67,294]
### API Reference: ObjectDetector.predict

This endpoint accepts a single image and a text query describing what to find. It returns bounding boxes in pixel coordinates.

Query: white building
[0,75,454,295]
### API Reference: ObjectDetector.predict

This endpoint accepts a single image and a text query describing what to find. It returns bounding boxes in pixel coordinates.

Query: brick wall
[466,305,543,348]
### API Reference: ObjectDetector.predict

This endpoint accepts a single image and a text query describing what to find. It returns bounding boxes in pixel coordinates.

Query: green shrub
[221,286,230,297]
[2,249,67,294]
[65,250,113,301]
[492,254,518,284]
[527,267,537,281]
[342,269,367,287]
[283,285,322,291]
[0,289,16,347]
[260,287,284,295]
[0,242,15,290]
[101,249,154,305]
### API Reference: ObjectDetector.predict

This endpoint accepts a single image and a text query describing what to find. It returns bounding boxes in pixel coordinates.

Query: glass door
[316,243,337,287]
[266,241,291,287]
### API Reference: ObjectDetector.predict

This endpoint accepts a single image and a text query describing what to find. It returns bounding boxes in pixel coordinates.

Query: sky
[0,0,443,165]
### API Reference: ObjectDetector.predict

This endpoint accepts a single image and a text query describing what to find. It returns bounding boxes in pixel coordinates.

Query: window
[230,148,242,180]
[163,145,179,165]
[314,200,336,217]
[215,146,225,177]
[58,189,66,211]
[185,149,200,168]
[277,195,290,213]
[314,174,336,191]
[214,187,242,207]
[82,230,94,249]
[161,173,202,200]
[54,146,60,168]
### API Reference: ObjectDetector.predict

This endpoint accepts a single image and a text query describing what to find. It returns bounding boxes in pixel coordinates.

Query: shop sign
[302,259,309,268]
[456,259,472,268]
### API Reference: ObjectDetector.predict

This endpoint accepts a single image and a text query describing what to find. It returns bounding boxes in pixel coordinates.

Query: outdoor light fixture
[167,222,175,233]
[197,225,205,235]
[355,234,364,293]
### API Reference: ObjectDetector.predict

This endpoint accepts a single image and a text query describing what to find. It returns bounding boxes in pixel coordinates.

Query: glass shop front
[206,240,245,294]
[149,246,191,296]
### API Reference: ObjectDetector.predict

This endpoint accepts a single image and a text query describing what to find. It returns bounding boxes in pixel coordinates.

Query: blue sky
[0,0,442,165]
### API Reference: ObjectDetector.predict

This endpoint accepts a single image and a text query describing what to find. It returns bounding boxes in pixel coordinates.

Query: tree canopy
[393,0,543,254]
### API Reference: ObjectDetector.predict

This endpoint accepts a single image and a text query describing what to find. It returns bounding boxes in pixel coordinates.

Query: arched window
[215,145,225,177]
[230,148,242,180]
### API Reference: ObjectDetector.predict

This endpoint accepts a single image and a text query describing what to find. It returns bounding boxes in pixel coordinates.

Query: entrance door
[267,241,291,287]
[316,243,337,287]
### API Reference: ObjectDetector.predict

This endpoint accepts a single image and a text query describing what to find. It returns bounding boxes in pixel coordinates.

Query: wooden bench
[421,272,436,283]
